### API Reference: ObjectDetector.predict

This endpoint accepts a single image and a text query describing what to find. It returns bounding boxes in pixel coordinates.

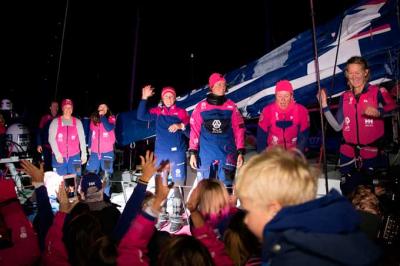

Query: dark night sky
[2,0,358,128]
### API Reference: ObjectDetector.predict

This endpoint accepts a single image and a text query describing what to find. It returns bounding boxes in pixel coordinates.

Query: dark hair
[63,202,91,230]
[147,230,172,266]
[63,213,103,266]
[91,111,101,126]
[88,236,117,266]
[91,104,113,125]
[158,235,214,266]
[223,210,261,265]
[96,206,121,236]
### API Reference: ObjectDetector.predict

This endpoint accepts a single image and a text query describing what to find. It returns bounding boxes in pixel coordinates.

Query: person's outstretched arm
[137,85,158,121]
[113,151,157,241]
[100,115,116,131]
[118,163,170,266]
[319,89,343,131]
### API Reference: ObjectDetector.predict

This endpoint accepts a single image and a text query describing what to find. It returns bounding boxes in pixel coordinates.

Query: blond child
[235,147,380,265]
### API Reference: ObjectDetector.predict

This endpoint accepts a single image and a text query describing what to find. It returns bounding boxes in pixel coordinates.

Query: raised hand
[153,162,171,205]
[142,85,155,100]
[186,184,201,213]
[20,160,44,183]
[139,150,157,183]
[57,182,78,213]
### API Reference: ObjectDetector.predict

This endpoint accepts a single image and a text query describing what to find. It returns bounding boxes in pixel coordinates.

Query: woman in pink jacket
[86,102,116,196]
[319,56,397,194]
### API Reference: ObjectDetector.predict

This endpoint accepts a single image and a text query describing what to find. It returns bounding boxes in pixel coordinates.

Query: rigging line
[54,0,70,100]
[309,0,329,194]
[326,13,344,177]
[330,16,343,91]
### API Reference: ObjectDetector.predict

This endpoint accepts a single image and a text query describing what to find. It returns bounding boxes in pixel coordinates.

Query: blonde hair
[235,147,318,208]
[345,56,370,85]
[197,179,230,220]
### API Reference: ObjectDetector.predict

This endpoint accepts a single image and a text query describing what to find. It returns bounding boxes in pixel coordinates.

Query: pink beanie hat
[161,86,176,97]
[61,99,73,109]
[275,80,293,94]
[208,73,226,88]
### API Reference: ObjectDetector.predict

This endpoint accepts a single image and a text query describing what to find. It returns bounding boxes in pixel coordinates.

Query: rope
[309,0,329,193]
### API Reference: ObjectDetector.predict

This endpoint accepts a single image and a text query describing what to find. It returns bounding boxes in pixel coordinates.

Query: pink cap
[161,86,176,98]
[275,80,293,94]
[61,99,73,109]
[208,73,226,88]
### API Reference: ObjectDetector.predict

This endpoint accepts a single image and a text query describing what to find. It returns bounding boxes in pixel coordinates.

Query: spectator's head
[208,73,226,96]
[223,210,261,266]
[158,235,214,266]
[147,230,172,266]
[61,98,74,118]
[80,172,109,211]
[63,213,103,266]
[96,206,121,236]
[235,147,318,239]
[161,86,176,107]
[197,179,230,223]
[345,56,370,90]
[348,185,381,216]
[88,236,117,266]
[275,80,294,110]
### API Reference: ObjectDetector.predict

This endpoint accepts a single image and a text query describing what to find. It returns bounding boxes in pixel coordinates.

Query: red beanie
[208,73,226,88]
[161,86,176,97]
[275,80,293,94]
[61,99,73,109]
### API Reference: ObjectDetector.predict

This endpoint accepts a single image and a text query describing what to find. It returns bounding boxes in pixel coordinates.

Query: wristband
[138,179,149,185]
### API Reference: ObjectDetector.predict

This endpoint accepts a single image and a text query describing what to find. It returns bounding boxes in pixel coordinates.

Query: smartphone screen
[64,174,77,200]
